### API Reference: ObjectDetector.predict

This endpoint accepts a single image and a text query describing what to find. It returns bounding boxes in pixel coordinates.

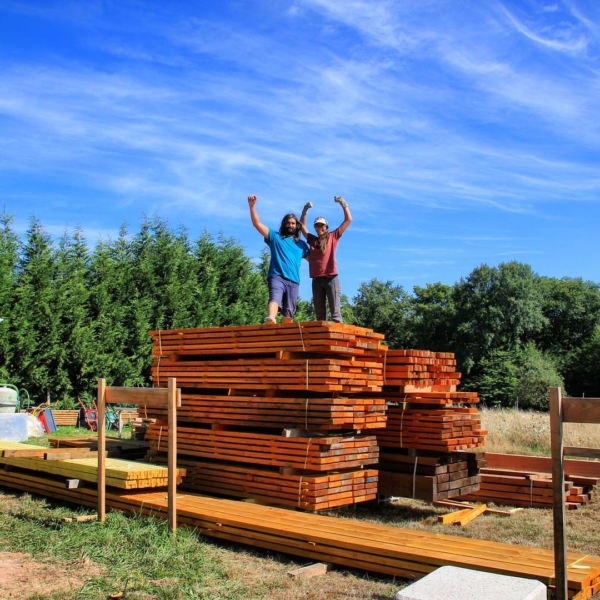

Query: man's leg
[266,277,284,323]
[325,276,343,323]
[312,277,328,321]
[281,278,299,322]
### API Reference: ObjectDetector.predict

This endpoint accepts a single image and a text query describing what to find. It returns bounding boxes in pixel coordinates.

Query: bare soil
[0,552,104,600]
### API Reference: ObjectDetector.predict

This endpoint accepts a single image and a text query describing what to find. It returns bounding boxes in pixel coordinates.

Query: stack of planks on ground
[375,350,486,502]
[48,435,150,460]
[1,467,599,600]
[0,441,184,489]
[377,450,484,502]
[146,322,388,510]
[457,453,599,509]
[51,409,80,427]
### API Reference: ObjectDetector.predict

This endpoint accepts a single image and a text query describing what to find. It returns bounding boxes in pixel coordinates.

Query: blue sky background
[1,0,599,302]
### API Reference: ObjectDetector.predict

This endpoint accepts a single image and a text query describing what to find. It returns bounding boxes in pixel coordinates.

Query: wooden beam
[549,386,568,600]
[168,377,177,535]
[287,562,331,579]
[561,396,600,424]
[563,446,600,459]
[97,378,106,523]
[454,503,487,527]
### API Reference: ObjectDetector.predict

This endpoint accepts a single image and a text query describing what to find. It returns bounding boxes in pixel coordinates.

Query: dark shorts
[268,275,299,318]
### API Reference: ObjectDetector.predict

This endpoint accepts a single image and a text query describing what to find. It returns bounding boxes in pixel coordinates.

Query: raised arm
[334,196,352,234]
[299,202,312,238]
[248,195,269,238]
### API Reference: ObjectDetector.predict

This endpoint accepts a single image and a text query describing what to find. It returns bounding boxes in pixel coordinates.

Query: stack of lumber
[146,322,388,510]
[151,356,383,392]
[383,350,460,392]
[1,468,599,600]
[52,409,80,426]
[48,436,150,460]
[373,353,486,501]
[376,402,486,452]
[377,450,483,502]
[457,453,600,509]
[163,458,379,510]
[146,424,378,471]
[0,441,184,489]
[150,322,386,360]
[145,392,387,431]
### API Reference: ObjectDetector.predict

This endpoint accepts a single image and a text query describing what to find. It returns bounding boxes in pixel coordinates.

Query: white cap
[314,217,328,227]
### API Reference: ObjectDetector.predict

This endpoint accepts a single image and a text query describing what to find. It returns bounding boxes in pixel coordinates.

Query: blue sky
[1,0,599,302]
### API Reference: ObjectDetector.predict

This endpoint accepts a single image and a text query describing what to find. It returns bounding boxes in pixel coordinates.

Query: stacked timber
[376,396,486,452]
[383,349,461,391]
[144,392,386,430]
[0,441,184,489]
[375,351,486,501]
[146,322,387,510]
[457,453,600,509]
[377,450,484,502]
[52,409,80,426]
[48,436,150,460]
[170,458,378,510]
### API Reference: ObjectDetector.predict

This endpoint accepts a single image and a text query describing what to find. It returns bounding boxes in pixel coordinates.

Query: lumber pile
[0,441,184,489]
[48,436,150,460]
[1,468,599,600]
[145,392,386,431]
[374,351,486,501]
[383,349,461,391]
[52,409,80,426]
[146,322,388,510]
[457,454,600,509]
[146,425,378,471]
[377,450,483,502]
[457,469,594,509]
[376,402,485,453]
[163,458,378,510]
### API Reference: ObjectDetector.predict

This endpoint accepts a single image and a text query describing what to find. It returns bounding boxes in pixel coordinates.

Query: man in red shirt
[300,196,352,322]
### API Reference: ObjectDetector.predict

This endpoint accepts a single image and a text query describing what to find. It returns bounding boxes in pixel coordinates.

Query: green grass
[0,492,252,599]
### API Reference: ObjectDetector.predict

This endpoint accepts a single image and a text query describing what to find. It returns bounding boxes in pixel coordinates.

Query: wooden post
[97,378,106,523]
[168,377,178,535]
[550,386,568,600]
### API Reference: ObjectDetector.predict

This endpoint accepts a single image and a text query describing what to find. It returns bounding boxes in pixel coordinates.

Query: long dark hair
[279,213,301,241]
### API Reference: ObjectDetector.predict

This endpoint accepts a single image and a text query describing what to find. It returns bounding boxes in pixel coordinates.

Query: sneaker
[263,316,276,324]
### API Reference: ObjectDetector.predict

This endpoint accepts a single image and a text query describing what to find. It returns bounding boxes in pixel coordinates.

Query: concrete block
[395,566,547,600]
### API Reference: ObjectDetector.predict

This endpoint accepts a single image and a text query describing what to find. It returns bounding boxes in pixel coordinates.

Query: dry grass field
[1,409,600,599]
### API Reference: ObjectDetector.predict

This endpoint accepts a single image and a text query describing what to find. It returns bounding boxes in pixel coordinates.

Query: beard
[286,226,296,236]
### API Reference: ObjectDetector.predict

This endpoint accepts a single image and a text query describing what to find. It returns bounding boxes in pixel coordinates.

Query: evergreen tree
[0,210,19,381]
[53,226,95,404]
[89,224,147,386]
[10,217,59,401]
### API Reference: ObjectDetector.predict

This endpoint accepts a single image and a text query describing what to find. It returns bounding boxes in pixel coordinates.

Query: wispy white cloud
[498,1,591,55]
[1,0,600,295]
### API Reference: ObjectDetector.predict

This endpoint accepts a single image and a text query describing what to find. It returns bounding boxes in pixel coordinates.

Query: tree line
[1,211,599,409]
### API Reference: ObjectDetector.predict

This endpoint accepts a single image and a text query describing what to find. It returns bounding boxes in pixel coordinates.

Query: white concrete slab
[395,566,547,600]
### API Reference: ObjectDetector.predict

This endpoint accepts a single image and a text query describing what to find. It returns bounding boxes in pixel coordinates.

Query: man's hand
[248,195,258,206]
[334,196,348,208]
[302,202,313,214]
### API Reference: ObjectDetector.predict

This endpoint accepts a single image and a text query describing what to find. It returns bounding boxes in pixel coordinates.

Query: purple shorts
[268,275,299,318]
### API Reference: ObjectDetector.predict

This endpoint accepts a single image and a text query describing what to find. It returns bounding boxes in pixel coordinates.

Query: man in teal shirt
[248,195,309,323]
